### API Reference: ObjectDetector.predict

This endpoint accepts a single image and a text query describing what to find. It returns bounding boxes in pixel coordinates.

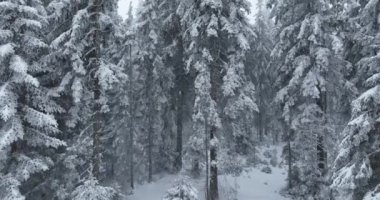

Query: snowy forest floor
[128,145,290,200]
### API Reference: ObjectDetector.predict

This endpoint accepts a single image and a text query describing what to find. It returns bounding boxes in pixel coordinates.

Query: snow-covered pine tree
[269,0,354,198]
[180,0,256,199]
[135,0,175,183]
[247,0,275,144]
[115,22,153,186]
[122,9,139,190]
[158,0,188,174]
[332,0,380,199]
[181,0,224,198]
[36,0,125,198]
[159,0,188,173]
[151,0,180,174]
[35,1,93,198]
[123,1,134,30]
[95,0,129,189]
[220,0,258,158]
[106,3,138,191]
[0,0,66,199]
[72,0,125,195]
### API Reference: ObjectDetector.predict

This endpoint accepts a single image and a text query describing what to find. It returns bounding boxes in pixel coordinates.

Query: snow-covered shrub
[270,149,278,167]
[219,149,243,176]
[246,156,256,166]
[263,149,278,167]
[259,159,269,166]
[263,150,272,159]
[162,177,198,200]
[71,177,117,200]
[246,152,267,167]
[261,166,272,174]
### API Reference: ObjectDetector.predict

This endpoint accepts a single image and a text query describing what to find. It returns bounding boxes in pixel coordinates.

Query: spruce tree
[41,0,124,198]
[0,0,65,199]
[332,0,380,199]
[269,0,353,198]
[248,0,275,144]
[181,0,256,199]
[135,0,175,182]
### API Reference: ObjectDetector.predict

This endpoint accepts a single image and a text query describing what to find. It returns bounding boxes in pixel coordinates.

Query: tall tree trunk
[243,115,250,154]
[88,0,103,179]
[317,88,327,172]
[209,57,219,200]
[317,136,325,170]
[286,124,293,190]
[128,44,134,189]
[147,64,153,183]
[205,117,209,200]
[256,28,265,142]
[175,89,184,171]
[209,126,218,200]
[174,31,185,171]
[258,112,263,141]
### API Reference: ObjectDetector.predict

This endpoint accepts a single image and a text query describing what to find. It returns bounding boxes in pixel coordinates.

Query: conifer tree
[107,3,137,191]
[332,1,380,199]
[181,0,256,199]
[41,0,124,198]
[248,0,275,144]
[269,0,353,198]
[0,0,66,198]
[135,0,175,182]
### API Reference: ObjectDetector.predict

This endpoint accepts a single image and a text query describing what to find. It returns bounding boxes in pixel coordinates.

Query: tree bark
[88,0,103,179]
[286,123,293,190]
[257,79,264,142]
[205,117,209,200]
[147,64,154,183]
[128,44,134,189]
[209,126,218,200]
[174,31,185,171]
[209,52,219,200]
[175,89,184,171]
[93,85,102,178]
[317,88,327,172]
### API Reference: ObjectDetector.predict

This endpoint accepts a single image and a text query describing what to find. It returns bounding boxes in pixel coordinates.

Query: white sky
[118,0,259,22]
[118,0,138,18]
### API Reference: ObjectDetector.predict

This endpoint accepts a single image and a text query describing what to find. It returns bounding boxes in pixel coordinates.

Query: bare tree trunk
[128,44,134,189]
[317,88,327,172]
[209,126,218,200]
[88,0,103,179]
[209,56,219,200]
[174,31,185,171]
[257,102,264,142]
[147,64,153,183]
[256,39,265,142]
[175,89,184,171]
[93,85,102,178]
[243,115,250,154]
[287,125,293,190]
[205,117,209,200]
[148,121,153,183]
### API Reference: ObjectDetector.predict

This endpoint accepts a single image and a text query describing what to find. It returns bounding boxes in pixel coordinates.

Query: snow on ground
[225,167,288,200]
[129,174,179,200]
[129,145,290,200]
[129,167,288,200]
